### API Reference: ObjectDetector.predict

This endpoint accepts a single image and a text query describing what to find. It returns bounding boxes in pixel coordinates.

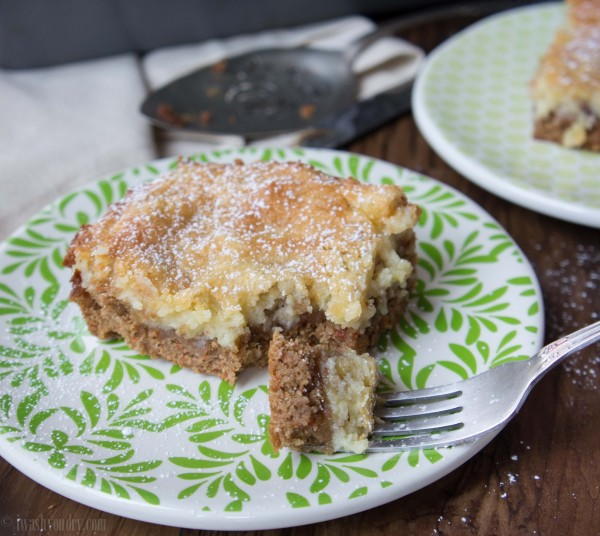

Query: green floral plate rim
[0,148,543,530]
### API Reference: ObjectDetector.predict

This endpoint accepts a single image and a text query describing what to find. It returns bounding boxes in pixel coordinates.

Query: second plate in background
[413,3,600,228]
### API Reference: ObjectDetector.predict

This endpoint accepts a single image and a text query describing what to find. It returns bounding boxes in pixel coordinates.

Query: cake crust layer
[534,113,600,152]
[68,272,261,383]
[268,331,333,452]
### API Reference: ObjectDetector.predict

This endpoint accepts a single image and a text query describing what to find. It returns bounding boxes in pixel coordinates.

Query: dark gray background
[0,0,534,69]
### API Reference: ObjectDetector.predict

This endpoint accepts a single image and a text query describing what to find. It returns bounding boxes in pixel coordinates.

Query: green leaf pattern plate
[413,3,600,228]
[0,148,543,529]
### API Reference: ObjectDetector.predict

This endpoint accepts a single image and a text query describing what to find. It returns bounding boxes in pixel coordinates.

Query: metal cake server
[140,1,532,139]
[140,19,416,138]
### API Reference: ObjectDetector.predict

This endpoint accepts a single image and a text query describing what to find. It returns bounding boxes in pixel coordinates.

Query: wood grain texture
[1,12,599,536]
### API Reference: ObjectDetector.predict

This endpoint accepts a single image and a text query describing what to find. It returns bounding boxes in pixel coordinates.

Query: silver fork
[368,321,600,452]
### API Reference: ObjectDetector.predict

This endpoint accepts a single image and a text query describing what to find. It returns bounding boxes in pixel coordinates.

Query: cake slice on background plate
[531,0,600,151]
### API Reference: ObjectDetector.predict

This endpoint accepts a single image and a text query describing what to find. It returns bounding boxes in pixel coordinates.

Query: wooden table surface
[1,10,599,536]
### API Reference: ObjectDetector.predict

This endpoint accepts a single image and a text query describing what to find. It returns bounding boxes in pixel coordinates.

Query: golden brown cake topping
[69,160,419,348]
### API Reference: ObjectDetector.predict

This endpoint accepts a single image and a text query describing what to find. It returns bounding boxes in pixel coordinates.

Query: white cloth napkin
[0,16,423,237]
[0,55,155,236]
[143,16,423,156]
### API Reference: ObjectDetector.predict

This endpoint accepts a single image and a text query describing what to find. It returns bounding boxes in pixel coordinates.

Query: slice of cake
[64,159,419,383]
[531,0,600,151]
[268,331,377,454]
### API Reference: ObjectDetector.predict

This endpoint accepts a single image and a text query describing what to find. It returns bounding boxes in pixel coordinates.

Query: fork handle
[535,320,600,375]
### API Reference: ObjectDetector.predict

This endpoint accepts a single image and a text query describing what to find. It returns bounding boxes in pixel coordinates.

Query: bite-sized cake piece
[268,331,377,454]
[531,0,600,150]
[64,159,419,383]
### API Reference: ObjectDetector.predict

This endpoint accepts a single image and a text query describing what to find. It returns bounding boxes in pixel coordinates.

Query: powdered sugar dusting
[542,243,599,390]
[103,161,390,287]
[71,160,419,343]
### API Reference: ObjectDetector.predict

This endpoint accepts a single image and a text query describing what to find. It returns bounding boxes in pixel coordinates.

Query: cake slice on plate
[64,159,419,383]
[531,0,600,150]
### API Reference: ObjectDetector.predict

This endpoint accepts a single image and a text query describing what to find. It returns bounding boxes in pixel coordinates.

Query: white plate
[413,3,600,228]
[0,148,543,529]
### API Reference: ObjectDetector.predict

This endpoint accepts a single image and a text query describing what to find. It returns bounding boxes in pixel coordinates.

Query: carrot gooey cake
[531,0,600,151]
[64,160,420,384]
[268,331,378,454]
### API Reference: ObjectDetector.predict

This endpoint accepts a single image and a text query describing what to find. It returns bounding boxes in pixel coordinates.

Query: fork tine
[375,397,462,419]
[378,386,462,404]
[367,424,481,452]
[372,412,464,435]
